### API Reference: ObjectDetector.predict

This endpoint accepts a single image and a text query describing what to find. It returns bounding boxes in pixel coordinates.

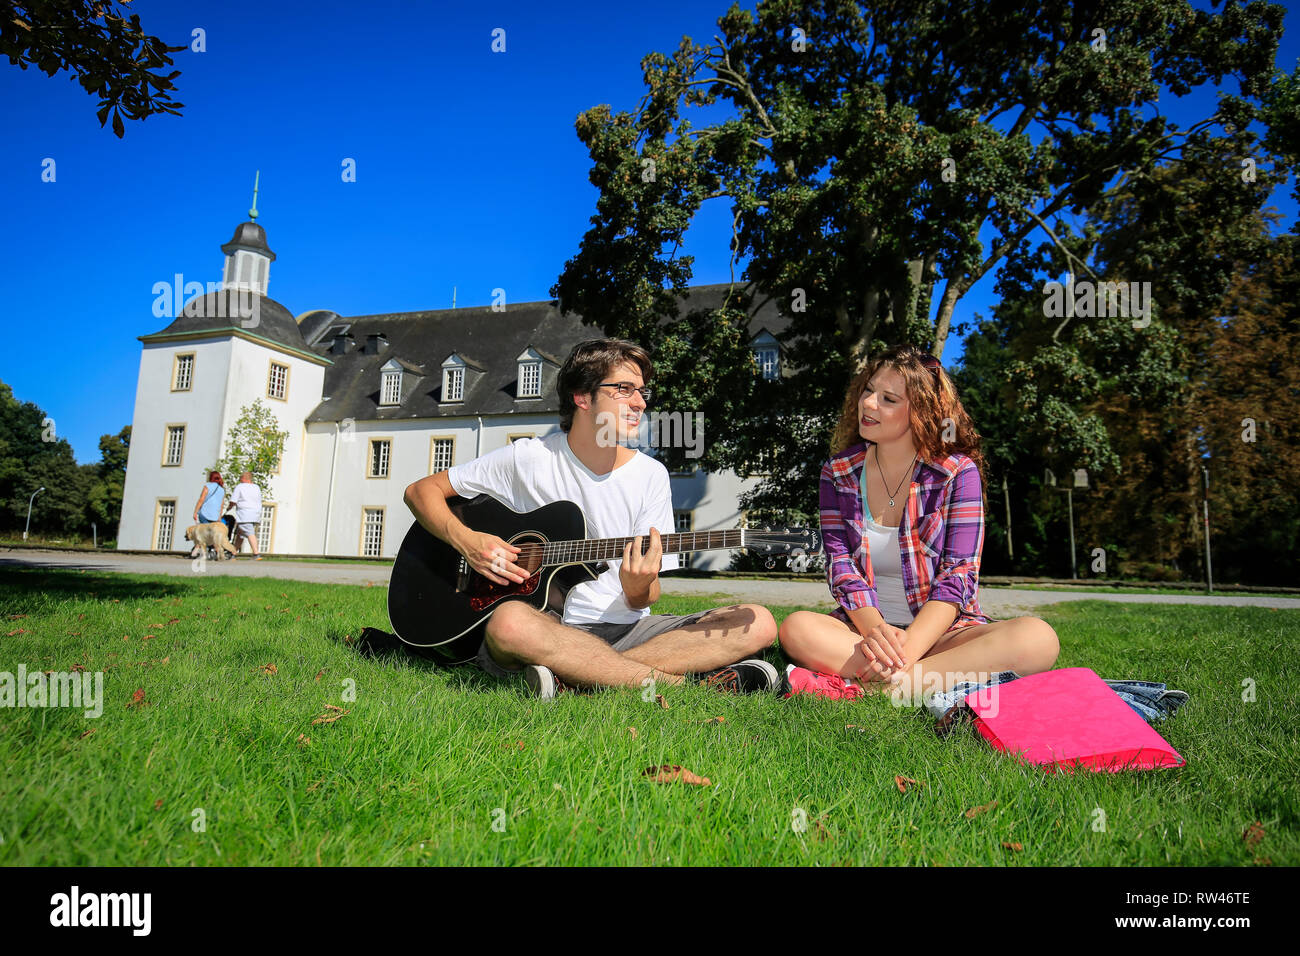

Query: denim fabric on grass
[924,672,1189,731]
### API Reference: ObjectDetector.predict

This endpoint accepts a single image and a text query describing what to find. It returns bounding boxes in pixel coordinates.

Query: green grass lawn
[0,567,1294,866]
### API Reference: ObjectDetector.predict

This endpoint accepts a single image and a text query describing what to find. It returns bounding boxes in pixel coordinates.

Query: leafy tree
[207,400,286,501]
[552,0,1288,517]
[2,0,186,136]
[0,380,88,535]
[85,425,130,539]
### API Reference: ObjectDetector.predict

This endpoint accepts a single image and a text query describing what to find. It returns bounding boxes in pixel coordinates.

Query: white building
[118,216,785,569]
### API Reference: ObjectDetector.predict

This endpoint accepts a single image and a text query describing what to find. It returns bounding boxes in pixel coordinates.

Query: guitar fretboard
[517,529,781,567]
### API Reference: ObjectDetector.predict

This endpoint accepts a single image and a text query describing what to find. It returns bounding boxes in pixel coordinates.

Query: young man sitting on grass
[403,338,779,699]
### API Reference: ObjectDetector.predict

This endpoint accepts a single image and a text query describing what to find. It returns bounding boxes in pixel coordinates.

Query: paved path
[4,547,1299,612]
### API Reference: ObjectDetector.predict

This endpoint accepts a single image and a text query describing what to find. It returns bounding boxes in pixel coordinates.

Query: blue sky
[2,0,1296,464]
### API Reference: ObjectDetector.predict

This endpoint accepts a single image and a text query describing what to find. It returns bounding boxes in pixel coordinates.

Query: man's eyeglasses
[597,382,653,403]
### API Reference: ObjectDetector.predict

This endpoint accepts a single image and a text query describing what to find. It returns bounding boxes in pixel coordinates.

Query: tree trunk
[932,282,964,356]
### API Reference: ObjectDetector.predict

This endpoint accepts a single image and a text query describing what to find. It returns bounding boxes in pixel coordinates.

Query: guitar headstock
[747,527,822,562]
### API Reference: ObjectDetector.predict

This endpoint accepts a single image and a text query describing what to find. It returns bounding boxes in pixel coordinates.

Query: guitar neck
[539,530,757,566]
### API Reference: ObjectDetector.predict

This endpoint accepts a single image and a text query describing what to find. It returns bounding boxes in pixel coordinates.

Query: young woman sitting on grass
[779,344,1059,702]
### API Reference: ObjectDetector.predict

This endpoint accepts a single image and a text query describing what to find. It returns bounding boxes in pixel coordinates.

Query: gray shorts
[474,609,709,679]
[235,522,258,538]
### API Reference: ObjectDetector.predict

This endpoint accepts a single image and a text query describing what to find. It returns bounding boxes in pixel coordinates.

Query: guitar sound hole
[466,533,546,611]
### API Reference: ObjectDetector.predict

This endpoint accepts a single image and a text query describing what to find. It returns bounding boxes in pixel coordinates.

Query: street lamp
[24,487,45,541]
[1202,464,1213,595]
[1046,468,1089,578]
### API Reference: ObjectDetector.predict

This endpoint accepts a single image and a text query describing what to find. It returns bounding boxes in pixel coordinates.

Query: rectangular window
[368,439,391,478]
[507,433,535,443]
[362,507,385,557]
[163,425,185,466]
[172,354,194,391]
[674,510,693,569]
[268,362,288,400]
[257,505,275,553]
[381,371,401,406]
[444,367,464,402]
[155,500,176,550]
[519,361,542,398]
[430,437,455,472]
[757,348,779,380]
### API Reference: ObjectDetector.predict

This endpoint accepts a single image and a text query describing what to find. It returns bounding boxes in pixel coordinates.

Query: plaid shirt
[819,441,991,632]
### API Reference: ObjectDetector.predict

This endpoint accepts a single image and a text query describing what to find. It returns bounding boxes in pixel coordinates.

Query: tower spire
[249,170,260,221]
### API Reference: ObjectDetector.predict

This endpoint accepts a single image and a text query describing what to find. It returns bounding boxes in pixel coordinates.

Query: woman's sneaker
[694,659,780,693]
[783,664,864,700]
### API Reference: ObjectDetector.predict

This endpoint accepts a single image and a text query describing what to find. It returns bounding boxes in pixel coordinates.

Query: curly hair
[829,344,986,480]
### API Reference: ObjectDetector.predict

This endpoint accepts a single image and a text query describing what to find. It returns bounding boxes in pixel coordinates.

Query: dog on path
[184,522,239,560]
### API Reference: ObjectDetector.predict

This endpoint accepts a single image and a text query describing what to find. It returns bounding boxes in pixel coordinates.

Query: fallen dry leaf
[965,799,999,819]
[314,670,325,682]
[71,664,85,672]
[655,694,670,710]
[259,663,278,675]
[153,799,163,810]
[7,614,26,620]
[167,618,179,624]
[7,629,28,636]
[895,775,924,794]
[1243,821,1265,848]
[297,734,311,747]
[127,688,148,709]
[627,726,638,739]
[311,707,351,725]
[642,765,711,786]
[143,634,155,641]
[1002,842,1023,852]
[702,716,725,725]
[78,728,96,739]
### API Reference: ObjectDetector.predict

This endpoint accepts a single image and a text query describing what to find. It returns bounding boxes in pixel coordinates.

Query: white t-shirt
[229,482,263,523]
[446,432,679,625]
[863,515,914,627]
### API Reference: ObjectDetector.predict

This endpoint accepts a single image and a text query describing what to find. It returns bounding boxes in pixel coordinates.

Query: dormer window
[443,367,464,403]
[381,371,401,406]
[750,329,781,381]
[519,361,541,398]
[516,346,552,400]
[441,352,483,404]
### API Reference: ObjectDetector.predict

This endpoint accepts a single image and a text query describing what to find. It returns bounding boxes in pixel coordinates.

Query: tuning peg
[765,557,775,569]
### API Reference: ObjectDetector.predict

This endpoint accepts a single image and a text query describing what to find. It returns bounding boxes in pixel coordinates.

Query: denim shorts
[475,609,710,679]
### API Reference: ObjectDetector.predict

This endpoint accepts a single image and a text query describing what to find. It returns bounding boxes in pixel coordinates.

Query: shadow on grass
[322,625,501,692]
[0,566,193,603]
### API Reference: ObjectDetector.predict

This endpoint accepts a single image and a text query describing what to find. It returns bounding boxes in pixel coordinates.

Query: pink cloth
[966,667,1185,772]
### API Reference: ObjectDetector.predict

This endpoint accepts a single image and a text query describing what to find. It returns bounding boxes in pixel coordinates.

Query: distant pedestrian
[193,471,226,527]
[227,471,264,560]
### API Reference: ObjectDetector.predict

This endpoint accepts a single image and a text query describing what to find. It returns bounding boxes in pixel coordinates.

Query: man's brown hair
[557,339,653,433]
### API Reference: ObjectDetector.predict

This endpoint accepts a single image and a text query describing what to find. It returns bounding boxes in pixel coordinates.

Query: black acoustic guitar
[387,495,821,664]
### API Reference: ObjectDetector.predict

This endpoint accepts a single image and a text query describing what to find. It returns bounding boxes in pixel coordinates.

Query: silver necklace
[874,446,917,508]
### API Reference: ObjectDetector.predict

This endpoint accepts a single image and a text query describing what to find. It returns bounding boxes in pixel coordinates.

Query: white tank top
[860,463,913,627]
[863,515,914,627]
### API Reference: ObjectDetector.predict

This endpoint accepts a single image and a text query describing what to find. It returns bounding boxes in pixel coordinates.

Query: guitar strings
[503,530,810,569]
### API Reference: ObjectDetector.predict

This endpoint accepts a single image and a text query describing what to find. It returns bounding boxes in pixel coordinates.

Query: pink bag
[965,667,1185,772]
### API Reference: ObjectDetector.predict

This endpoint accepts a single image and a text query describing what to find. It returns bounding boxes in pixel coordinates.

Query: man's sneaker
[783,664,865,701]
[695,658,780,694]
[524,664,569,700]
